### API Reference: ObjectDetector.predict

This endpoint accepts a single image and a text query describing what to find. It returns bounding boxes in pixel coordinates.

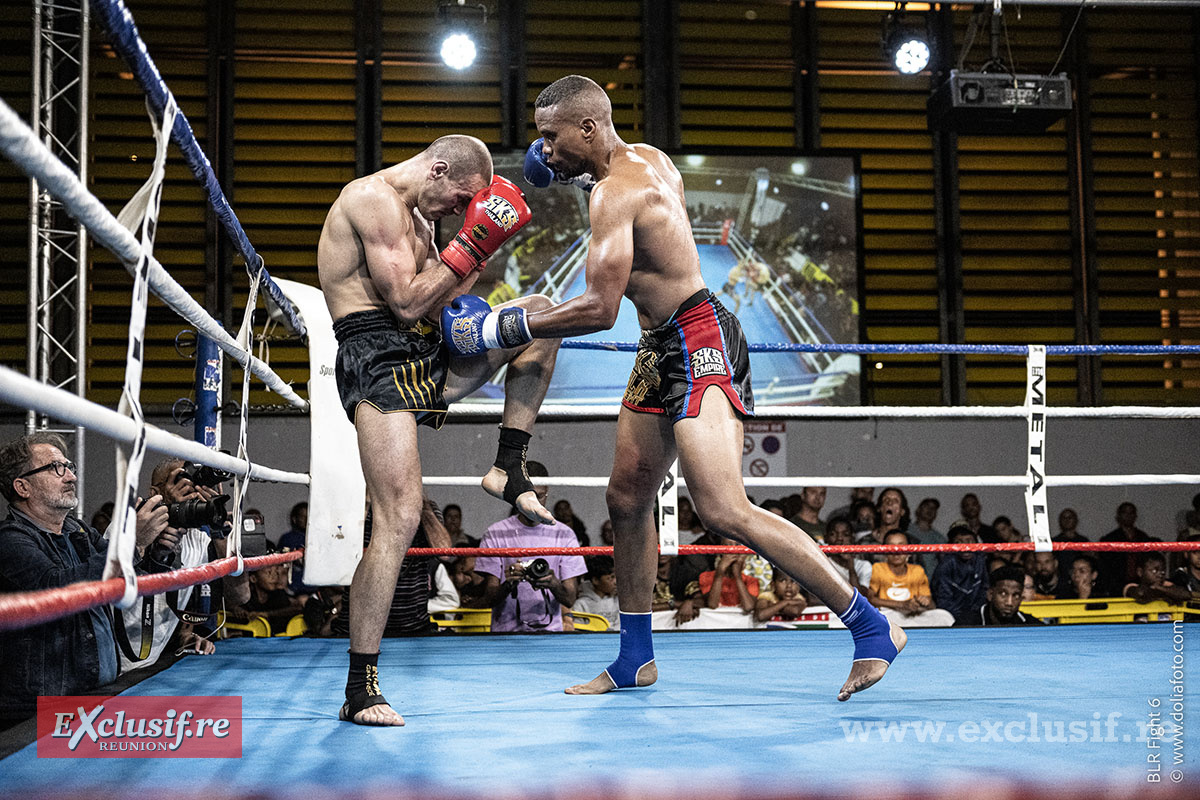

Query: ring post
[194,331,222,448]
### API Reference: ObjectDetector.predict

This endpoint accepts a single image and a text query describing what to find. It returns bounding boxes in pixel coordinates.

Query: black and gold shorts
[333,309,449,429]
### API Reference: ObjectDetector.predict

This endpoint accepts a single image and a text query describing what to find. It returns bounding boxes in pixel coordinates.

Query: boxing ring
[2,2,1200,798]
[0,625,1195,799]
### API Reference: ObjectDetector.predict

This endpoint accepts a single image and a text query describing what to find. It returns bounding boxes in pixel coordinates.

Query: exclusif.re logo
[690,347,727,378]
[482,195,520,231]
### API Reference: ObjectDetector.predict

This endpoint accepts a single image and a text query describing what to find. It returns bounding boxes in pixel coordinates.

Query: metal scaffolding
[28,0,90,509]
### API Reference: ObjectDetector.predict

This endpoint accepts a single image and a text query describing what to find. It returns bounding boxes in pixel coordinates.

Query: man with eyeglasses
[0,432,169,727]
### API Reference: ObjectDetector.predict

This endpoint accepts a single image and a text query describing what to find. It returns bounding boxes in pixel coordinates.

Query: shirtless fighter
[440,77,904,702]
[318,135,560,725]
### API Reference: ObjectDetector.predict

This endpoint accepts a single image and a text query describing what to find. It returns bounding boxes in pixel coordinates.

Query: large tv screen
[446,151,861,407]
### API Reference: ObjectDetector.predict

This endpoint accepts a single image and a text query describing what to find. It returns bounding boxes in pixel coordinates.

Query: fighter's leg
[341,404,426,726]
[444,294,560,524]
[674,387,905,701]
[565,407,676,695]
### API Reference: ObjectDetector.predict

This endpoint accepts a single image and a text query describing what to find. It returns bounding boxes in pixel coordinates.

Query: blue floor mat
[1,624,1195,796]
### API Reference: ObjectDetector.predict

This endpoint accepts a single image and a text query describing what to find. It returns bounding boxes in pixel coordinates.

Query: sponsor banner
[657,460,680,556]
[37,696,242,758]
[742,421,786,479]
[1024,345,1052,552]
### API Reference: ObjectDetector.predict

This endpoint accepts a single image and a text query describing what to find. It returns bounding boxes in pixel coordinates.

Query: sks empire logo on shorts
[690,347,728,379]
[481,194,520,233]
[37,696,242,758]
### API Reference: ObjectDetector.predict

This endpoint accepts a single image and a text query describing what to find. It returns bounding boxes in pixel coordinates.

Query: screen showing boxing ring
[448,152,862,407]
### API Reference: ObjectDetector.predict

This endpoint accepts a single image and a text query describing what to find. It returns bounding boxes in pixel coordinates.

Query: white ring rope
[0,365,308,486]
[0,97,307,411]
[449,403,1200,419]
[420,474,1200,489]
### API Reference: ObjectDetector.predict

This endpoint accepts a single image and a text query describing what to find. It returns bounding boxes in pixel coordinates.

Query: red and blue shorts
[622,289,754,421]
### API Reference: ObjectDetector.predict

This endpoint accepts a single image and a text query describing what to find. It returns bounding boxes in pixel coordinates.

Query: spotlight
[882,2,930,75]
[437,1,486,71]
[892,37,930,74]
[440,32,477,70]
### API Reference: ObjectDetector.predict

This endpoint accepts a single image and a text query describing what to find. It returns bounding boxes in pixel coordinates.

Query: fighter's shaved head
[425,134,493,183]
[535,75,612,124]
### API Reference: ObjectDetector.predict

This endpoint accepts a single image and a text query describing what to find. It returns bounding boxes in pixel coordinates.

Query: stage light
[881,2,930,75]
[440,33,476,70]
[892,36,930,74]
[437,2,486,71]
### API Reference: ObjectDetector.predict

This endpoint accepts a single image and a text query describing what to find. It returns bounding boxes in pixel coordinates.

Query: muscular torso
[602,144,706,328]
[317,175,435,323]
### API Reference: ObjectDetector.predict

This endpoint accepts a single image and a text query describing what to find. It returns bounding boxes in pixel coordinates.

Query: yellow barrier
[431,608,492,632]
[278,614,308,637]
[216,610,271,638]
[1020,597,1199,625]
[565,611,611,632]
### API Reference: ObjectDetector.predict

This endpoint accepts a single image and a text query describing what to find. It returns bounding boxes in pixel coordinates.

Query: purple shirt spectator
[475,516,587,632]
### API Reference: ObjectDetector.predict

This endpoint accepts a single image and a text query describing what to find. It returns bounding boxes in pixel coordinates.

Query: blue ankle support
[839,589,899,664]
[604,612,654,688]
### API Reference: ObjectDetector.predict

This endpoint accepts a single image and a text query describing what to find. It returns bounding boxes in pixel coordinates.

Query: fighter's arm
[427,265,482,315]
[346,182,459,324]
[525,181,634,338]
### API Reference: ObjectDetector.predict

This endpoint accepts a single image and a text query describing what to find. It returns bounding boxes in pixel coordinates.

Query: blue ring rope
[561,341,1200,356]
[90,0,306,339]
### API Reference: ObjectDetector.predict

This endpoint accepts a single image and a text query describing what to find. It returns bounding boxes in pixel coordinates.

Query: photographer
[116,458,244,671]
[0,433,169,725]
[474,462,587,632]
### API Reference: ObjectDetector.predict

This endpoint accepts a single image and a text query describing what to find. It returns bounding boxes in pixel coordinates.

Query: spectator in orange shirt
[687,543,759,614]
[867,531,954,627]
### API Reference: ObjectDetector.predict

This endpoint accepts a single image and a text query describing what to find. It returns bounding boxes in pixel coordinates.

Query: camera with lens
[507,557,552,597]
[522,557,551,583]
[167,493,231,529]
[179,462,233,488]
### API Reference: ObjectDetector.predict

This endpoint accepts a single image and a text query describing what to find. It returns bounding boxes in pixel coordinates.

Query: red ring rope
[1,541,1195,633]
[406,541,1200,558]
[0,550,301,632]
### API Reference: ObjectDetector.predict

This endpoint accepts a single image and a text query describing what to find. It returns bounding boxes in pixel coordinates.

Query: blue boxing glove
[523,138,596,192]
[441,294,533,358]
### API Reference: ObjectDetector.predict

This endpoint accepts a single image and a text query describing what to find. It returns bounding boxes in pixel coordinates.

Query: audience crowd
[1,424,1197,730]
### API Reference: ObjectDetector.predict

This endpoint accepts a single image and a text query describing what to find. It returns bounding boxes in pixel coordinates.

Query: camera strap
[112,591,176,662]
[170,582,217,625]
[513,586,555,630]
[113,585,215,663]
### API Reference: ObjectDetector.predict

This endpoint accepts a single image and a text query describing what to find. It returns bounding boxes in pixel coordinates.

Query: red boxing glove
[440,175,533,278]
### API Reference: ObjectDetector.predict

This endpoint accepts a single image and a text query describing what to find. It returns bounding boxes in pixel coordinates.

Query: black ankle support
[495,427,535,505]
[342,651,389,721]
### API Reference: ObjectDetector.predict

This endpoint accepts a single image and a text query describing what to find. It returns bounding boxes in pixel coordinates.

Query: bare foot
[340,701,405,726]
[482,466,555,524]
[837,620,906,702]
[565,661,657,695]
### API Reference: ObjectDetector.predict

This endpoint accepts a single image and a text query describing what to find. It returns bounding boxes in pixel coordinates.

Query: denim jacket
[0,507,114,718]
